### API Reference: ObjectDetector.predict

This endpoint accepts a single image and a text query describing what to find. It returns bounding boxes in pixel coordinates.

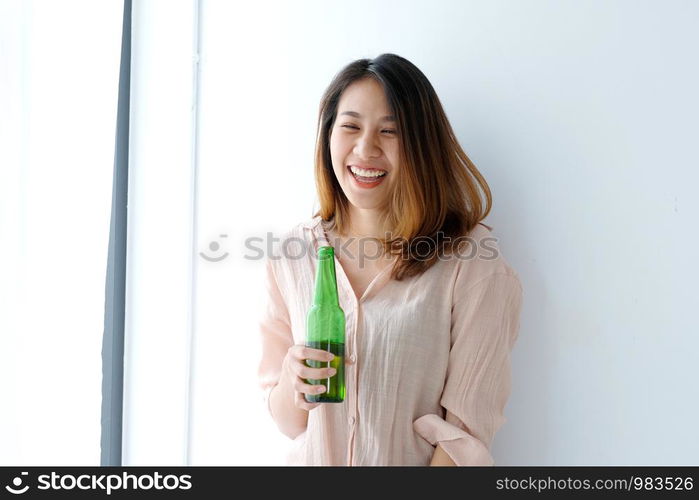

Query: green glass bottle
[304,245,346,403]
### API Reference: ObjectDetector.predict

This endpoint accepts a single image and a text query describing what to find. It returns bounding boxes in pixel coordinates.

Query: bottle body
[305,307,345,403]
[305,246,346,403]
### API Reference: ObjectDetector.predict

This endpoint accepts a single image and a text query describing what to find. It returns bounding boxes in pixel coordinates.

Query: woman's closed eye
[341,124,396,134]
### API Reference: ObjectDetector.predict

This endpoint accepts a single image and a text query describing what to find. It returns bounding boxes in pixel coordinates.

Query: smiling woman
[258,53,523,466]
[332,83,396,191]
[315,55,494,280]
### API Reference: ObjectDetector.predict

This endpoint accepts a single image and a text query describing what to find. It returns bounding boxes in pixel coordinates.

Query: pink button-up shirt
[258,215,523,465]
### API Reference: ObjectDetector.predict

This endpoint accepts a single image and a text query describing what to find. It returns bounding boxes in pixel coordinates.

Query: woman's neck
[345,207,390,240]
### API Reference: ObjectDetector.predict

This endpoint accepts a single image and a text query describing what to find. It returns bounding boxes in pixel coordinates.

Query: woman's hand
[281,344,337,411]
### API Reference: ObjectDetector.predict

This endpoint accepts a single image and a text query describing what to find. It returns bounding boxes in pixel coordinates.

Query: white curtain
[122,0,198,465]
[125,0,298,466]
[0,0,123,465]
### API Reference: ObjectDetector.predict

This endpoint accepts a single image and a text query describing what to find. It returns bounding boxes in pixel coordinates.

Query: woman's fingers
[289,345,335,362]
[293,378,327,396]
[293,363,336,380]
[285,344,336,411]
[288,345,336,379]
[294,388,321,411]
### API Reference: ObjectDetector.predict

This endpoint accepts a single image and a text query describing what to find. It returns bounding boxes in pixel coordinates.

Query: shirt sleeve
[257,257,294,416]
[413,271,523,465]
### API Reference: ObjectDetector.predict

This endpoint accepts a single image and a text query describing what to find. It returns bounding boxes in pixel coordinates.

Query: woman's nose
[354,134,381,159]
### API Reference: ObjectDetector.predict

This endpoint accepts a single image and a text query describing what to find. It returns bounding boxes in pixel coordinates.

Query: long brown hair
[313,53,493,281]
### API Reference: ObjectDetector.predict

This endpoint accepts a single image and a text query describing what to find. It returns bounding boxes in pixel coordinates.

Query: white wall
[188,0,699,465]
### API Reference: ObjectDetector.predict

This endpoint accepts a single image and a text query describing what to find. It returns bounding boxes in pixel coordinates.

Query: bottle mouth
[318,246,334,258]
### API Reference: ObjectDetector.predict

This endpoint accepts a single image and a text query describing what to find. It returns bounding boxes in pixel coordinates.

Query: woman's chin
[338,178,392,211]
[345,196,389,212]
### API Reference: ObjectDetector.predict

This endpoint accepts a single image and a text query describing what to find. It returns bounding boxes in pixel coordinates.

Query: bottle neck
[313,252,339,306]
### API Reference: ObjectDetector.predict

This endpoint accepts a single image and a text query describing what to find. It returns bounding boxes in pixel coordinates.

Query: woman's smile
[347,165,388,189]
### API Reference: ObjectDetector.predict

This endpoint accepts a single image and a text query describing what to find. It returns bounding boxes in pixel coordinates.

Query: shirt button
[348,353,356,363]
[349,416,356,425]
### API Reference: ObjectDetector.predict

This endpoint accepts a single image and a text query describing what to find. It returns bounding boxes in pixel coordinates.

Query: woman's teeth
[349,165,387,178]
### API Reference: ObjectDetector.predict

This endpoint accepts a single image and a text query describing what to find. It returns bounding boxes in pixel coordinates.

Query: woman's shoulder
[281,214,323,238]
[450,221,521,291]
[266,215,321,267]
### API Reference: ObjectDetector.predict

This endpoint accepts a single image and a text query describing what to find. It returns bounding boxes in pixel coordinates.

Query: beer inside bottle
[305,245,346,403]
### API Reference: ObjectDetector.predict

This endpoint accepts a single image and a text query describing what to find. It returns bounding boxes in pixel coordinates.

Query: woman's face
[329,78,400,212]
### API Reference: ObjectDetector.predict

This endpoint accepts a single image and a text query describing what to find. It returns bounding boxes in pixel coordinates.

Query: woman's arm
[268,345,338,440]
[414,272,523,466]
[430,444,456,466]
[268,371,309,439]
[259,257,315,440]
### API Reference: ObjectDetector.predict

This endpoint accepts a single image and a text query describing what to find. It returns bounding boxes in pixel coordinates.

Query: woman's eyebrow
[339,111,396,122]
